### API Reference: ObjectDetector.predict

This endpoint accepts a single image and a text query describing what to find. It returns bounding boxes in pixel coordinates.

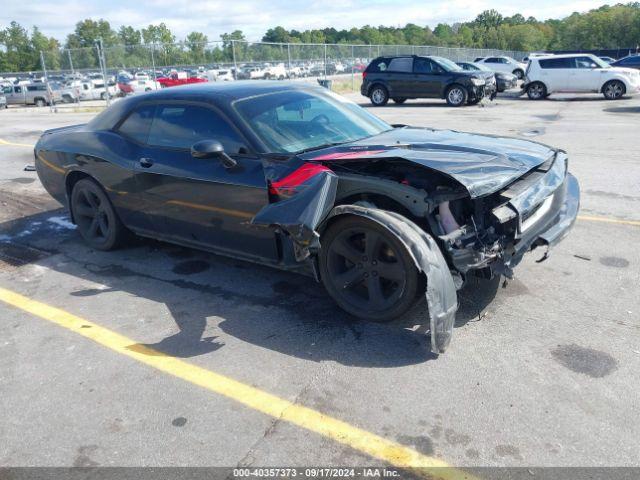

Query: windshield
[234,89,392,153]
[433,56,463,72]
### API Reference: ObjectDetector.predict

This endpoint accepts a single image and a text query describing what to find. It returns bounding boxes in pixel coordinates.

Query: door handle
[139,157,154,168]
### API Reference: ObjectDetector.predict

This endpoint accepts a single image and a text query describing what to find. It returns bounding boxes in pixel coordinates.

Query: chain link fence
[2,40,526,108]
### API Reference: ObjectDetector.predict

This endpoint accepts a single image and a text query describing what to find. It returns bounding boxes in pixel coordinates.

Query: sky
[3,0,612,42]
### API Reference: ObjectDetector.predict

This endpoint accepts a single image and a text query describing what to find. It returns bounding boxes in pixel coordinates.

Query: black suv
[361,55,495,107]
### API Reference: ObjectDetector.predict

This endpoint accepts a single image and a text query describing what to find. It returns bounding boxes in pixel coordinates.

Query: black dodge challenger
[35,82,579,353]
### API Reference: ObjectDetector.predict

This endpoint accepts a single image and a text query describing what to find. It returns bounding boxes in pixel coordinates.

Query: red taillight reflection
[362,71,367,80]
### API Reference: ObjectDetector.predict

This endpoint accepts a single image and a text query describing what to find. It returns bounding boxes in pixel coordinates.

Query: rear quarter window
[539,57,575,69]
[117,104,156,144]
[366,58,390,73]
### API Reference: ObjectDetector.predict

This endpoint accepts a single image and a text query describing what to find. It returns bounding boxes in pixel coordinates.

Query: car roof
[531,53,596,60]
[138,80,322,102]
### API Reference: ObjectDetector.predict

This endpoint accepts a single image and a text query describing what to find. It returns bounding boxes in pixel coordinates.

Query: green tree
[473,9,504,29]
[118,26,141,46]
[186,31,208,63]
[142,23,175,45]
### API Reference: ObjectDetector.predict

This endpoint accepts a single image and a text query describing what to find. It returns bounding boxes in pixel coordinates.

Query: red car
[157,75,207,88]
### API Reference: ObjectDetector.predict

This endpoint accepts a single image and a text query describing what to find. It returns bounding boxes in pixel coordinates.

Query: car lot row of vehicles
[360,53,640,106]
[0,73,119,106]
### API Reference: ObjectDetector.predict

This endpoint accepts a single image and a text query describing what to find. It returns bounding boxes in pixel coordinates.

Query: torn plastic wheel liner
[322,205,458,354]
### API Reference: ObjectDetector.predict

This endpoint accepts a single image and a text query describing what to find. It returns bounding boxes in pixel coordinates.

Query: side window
[367,58,389,72]
[2,86,11,94]
[147,104,247,153]
[575,57,597,68]
[15,86,22,93]
[485,57,500,63]
[539,58,575,69]
[414,58,441,74]
[387,57,413,73]
[117,104,156,144]
[621,56,640,65]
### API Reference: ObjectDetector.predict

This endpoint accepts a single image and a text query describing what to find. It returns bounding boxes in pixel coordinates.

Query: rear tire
[602,80,625,100]
[71,178,128,251]
[319,215,420,322]
[526,82,547,100]
[369,85,389,106]
[392,97,406,104]
[35,98,46,107]
[513,69,524,80]
[445,85,467,107]
[467,97,481,105]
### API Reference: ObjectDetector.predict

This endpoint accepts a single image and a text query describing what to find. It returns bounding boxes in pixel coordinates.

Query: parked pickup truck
[2,83,51,107]
[78,80,118,100]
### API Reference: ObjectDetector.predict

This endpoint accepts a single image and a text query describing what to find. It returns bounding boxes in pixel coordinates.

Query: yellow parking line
[0,286,471,479]
[0,139,35,148]
[578,215,640,227]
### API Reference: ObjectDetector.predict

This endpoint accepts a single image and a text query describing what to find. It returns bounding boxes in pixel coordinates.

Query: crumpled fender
[323,205,458,354]
[251,170,338,261]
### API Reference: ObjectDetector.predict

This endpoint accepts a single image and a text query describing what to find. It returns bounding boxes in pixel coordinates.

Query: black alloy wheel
[320,216,419,322]
[71,178,127,250]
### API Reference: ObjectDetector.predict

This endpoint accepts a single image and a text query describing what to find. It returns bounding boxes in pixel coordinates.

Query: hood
[609,66,640,76]
[302,127,558,198]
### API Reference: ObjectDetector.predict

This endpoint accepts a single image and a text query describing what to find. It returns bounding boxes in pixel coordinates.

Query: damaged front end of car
[440,150,580,280]
[251,143,579,354]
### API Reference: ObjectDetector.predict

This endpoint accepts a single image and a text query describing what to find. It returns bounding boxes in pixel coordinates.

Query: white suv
[475,56,527,79]
[524,53,640,100]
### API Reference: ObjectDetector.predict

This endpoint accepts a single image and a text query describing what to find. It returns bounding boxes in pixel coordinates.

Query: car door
[5,85,23,105]
[411,57,444,97]
[385,57,414,97]
[538,57,574,91]
[132,101,279,261]
[573,56,602,91]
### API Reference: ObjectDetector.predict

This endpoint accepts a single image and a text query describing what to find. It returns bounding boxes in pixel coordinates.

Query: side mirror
[191,139,237,168]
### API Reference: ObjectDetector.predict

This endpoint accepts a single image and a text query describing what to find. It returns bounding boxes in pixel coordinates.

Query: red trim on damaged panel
[269,163,332,195]
[311,149,386,161]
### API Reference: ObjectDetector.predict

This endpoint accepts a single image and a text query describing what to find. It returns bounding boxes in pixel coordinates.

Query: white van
[524,53,640,100]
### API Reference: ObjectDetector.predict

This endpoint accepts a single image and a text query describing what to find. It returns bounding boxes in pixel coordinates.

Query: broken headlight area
[433,151,576,283]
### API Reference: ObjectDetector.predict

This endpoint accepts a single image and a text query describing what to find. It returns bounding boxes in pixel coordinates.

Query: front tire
[513,69,524,80]
[71,178,127,251]
[319,215,420,322]
[527,82,547,100]
[369,85,389,106]
[602,80,625,100]
[445,85,468,107]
